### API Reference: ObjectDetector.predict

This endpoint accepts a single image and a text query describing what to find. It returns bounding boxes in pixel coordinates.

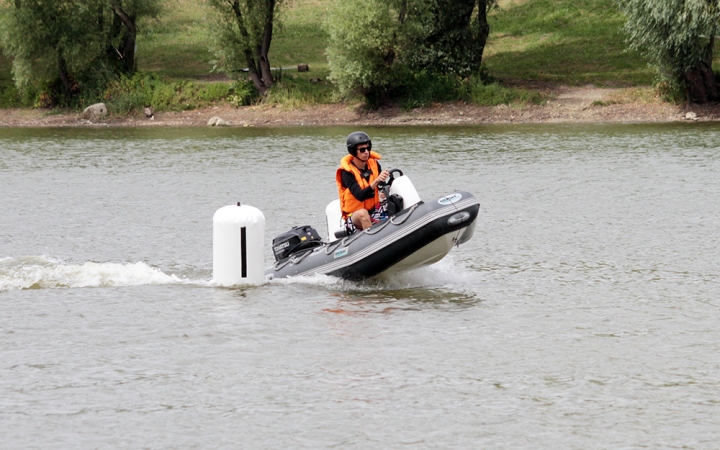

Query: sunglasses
[356,147,370,153]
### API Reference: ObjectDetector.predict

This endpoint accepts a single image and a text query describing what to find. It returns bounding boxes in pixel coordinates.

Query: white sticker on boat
[438,193,462,205]
[334,248,349,259]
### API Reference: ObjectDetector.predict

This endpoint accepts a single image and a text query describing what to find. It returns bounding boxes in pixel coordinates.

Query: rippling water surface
[2,124,720,448]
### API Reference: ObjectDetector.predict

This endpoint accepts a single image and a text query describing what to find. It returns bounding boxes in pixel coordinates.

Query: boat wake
[271,256,478,291]
[0,256,194,292]
[1,255,478,293]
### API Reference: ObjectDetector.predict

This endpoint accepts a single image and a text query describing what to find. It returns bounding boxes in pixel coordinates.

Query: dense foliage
[325,0,417,104]
[407,0,495,76]
[326,0,496,106]
[617,0,720,102]
[0,0,160,106]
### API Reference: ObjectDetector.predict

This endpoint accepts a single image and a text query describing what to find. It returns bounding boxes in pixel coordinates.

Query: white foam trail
[0,256,188,292]
[270,272,343,286]
[269,256,478,291]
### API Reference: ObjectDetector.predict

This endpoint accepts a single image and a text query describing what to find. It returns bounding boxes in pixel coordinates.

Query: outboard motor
[272,225,324,262]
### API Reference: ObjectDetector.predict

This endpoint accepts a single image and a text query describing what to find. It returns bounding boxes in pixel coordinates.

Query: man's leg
[351,209,372,230]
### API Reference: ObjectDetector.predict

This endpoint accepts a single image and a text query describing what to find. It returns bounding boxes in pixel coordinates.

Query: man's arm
[341,170,375,201]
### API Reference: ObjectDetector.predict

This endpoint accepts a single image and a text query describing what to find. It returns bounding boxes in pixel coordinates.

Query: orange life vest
[335,151,382,219]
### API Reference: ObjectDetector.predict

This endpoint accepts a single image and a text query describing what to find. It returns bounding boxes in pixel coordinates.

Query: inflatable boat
[265,170,480,281]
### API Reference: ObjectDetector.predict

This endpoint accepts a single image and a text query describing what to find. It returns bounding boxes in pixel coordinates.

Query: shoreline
[1,86,718,128]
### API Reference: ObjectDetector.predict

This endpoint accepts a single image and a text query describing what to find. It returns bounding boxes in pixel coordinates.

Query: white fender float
[325,199,343,241]
[389,175,421,207]
[213,203,265,286]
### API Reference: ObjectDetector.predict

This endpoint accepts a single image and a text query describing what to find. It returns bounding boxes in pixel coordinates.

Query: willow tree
[208,0,281,94]
[618,0,720,103]
[0,0,160,104]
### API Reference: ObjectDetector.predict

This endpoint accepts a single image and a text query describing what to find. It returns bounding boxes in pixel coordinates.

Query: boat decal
[292,197,479,277]
[438,193,463,205]
[334,248,349,259]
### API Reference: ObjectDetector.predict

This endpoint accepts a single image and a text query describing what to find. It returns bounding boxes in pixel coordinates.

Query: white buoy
[213,203,265,286]
[389,175,421,207]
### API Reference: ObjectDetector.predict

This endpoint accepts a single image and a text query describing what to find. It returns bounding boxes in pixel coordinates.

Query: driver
[336,131,390,234]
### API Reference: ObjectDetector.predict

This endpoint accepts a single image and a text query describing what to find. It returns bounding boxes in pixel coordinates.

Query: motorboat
[266,170,479,280]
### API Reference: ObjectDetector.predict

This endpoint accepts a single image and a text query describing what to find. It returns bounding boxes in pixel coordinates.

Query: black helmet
[346,131,372,155]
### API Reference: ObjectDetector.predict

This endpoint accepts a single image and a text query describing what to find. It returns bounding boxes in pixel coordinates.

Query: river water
[1,124,719,449]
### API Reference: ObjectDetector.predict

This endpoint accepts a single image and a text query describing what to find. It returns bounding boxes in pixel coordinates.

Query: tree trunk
[57,54,75,97]
[476,0,491,67]
[682,32,718,104]
[112,2,137,73]
[230,0,273,94]
[258,0,275,90]
[683,63,718,103]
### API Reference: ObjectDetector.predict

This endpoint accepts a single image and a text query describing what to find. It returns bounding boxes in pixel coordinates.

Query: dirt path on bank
[1,86,718,127]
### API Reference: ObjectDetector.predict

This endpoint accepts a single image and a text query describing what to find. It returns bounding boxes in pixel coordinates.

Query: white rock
[685,111,698,121]
[83,103,108,120]
[207,116,228,126]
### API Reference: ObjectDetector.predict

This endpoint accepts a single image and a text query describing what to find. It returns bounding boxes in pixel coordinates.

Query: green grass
[136,0,330,80]
[272,0,330,69]
[484,0,655,86]
[136,0,216,79]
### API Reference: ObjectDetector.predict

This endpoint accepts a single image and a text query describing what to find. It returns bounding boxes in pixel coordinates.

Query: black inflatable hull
[266,191,480,281]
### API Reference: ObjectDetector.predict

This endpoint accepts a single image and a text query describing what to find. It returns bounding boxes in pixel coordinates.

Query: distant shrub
[344,67,544,110]
[261,73,335,108]
[0,82,21,108]
[102,72,236,114]
[392,70,464,110]
[228,80,260,107]
[654,78,685,103]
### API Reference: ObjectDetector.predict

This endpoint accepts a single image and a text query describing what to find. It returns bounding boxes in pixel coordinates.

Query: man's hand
[371,170,390,189]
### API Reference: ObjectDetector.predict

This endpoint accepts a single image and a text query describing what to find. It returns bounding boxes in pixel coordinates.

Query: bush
[391,70,463,110]
[326,0,424,103]
[654,77,685,103]
[102,72,237,114]
[0,82,21,108]
[228,80,261,107]
[352,68,544,110]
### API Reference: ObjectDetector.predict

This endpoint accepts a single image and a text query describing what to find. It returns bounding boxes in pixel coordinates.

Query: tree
[209,0,281,94]
[407,0,495,77]
[0,0,160,105]
[326,0,419,103]
[108,0,162,74]
[618,0,720,103]
[326,0,495,105]
[1,0,102,100]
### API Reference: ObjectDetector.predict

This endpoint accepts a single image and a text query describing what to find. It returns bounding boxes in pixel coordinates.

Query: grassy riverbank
[0,0,683,113]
